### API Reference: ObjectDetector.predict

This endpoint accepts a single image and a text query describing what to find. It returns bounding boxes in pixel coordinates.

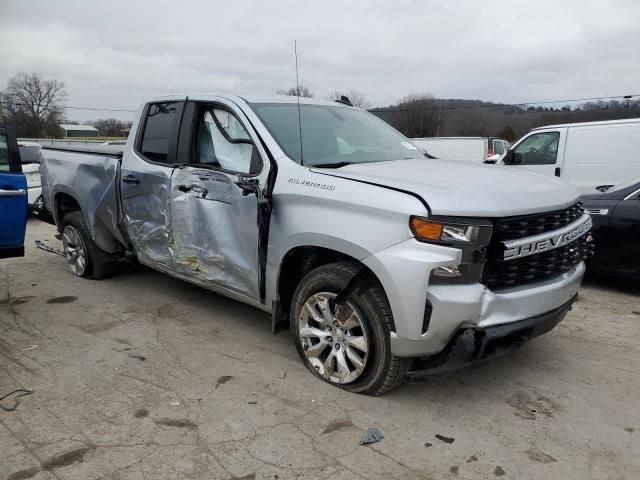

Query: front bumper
[363,237,585,358]
[392,261,585,356]
[406,295,575,380]
[389,261,584,357]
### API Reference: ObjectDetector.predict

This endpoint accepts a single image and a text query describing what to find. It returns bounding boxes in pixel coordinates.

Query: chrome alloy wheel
[62,225,88,276]
[298,292,370,384]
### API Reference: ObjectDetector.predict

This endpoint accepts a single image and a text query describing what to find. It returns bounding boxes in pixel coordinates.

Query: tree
[88,118,132,137]
[0,72,66,137]
[327,89,371,109]
[498,125,517,142]
[276,85,314,97]
[388,94,442,138]
[448,108,489,136]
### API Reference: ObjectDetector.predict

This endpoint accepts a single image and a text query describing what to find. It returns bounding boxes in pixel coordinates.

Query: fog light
[432,266,462,278]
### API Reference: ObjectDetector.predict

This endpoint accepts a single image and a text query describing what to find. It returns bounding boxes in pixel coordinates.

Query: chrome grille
[483,203,593,291]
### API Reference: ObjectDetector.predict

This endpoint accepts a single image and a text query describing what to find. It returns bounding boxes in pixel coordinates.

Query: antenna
[294,40,304,166]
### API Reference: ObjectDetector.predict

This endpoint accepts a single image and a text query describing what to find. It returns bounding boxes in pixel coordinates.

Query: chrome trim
[502,214,592,260]
[623,188,640,201]
[0,188,26,197]
[585,208,609,216]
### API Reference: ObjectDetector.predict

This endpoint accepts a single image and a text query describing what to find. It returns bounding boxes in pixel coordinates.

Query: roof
[143,94,348,108]
[239,95,345,107]
[59,124,99,132]
[531,117,640,131]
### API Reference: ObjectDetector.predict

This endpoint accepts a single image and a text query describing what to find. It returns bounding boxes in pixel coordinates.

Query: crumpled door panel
[120,166,176,269]
[170,167,260,300]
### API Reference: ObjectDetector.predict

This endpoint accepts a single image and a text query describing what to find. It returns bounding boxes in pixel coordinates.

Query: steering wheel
[528,147,539,154]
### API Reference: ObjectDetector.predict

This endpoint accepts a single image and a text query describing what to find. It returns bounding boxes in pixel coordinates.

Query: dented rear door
[120,100,185,271]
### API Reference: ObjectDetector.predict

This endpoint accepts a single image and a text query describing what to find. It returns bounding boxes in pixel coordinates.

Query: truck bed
[40,146,128,254]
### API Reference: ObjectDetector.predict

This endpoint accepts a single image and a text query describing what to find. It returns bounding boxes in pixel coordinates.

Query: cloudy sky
[1,0,639,121]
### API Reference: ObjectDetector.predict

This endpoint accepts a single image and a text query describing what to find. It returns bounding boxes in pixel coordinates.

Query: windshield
[249,103,425,167]
[606,176,640,193]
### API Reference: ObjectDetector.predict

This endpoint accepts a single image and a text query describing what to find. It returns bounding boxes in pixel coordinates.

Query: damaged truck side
[40,95,593,395]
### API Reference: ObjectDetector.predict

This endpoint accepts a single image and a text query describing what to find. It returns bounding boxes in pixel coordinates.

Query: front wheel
[292,261,411,395]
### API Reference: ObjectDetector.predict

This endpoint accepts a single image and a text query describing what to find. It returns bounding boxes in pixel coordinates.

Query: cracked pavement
[1,219,639,479]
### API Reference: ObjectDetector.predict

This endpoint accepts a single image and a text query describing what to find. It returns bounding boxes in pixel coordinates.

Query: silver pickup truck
[40,95,593,395]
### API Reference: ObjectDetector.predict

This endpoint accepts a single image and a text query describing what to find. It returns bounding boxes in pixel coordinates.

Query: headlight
[410,216,492,246]
[410,216,493,284]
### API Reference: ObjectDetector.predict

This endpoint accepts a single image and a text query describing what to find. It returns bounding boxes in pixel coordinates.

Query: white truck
[411,137,510,164]
[40,95,592,395]
[501,118,640,192]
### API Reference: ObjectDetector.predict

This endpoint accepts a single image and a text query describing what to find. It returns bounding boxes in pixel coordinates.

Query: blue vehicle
[0,124,27,258]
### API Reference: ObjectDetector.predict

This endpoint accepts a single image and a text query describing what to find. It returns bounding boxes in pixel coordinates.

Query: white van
[501,118,640,192]
[412,137,510,164]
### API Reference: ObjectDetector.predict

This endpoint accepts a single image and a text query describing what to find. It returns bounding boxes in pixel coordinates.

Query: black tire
[292,261,411,395]
[61,211,118,280]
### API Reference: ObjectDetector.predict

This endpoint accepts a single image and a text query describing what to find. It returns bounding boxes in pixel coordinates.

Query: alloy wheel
[298,292,370,384]
[62,225,88,276]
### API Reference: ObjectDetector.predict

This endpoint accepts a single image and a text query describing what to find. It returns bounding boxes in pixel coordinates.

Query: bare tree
[327,89,371,109]
[87,118,132,137]
[388,94,442,138]
[276,85,314,97]
[448,108,490,136]
[1,72,67,137]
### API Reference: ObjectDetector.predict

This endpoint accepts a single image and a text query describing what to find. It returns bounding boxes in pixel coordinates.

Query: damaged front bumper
[404,295,576,380]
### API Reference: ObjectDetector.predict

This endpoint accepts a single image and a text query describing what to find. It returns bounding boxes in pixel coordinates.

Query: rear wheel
[292,261,411,395]
[61,212,117,279]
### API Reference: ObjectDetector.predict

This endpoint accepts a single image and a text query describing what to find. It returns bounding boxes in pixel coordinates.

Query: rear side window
[139,102,179,163]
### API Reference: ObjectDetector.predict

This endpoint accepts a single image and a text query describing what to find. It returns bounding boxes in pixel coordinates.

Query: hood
[312,158,580,217]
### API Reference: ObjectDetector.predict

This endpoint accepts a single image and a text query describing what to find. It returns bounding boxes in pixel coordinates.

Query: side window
[513,132,560,165]
[196,107,259,175]
[139,102,179,163]
[0,134,9,172]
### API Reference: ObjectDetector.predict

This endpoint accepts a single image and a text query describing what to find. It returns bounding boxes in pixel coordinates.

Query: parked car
[581,176,640,279]
[40,95,591,395]
[0,124,28,258]
[15,141,54,219]
[411,137,510,164]
[500,118,640,192]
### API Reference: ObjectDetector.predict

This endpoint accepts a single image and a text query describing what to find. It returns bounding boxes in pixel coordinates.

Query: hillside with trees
[372,96,640,141]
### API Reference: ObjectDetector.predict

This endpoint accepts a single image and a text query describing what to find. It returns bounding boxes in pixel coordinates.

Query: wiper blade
[310,162,353,169]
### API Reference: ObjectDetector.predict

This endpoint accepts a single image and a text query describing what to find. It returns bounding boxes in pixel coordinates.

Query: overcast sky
[1,0,639,122]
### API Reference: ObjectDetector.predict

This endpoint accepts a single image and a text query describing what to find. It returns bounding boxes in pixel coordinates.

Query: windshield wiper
[310,162,353,169]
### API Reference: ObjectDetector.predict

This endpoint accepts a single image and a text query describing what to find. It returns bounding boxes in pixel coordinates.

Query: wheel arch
[52,188,83,229]
[53,187,122,255]
[271,242,394,334]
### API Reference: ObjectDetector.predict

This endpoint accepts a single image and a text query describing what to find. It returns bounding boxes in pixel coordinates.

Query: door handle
[122,175,140,185]
[0,188,26,197]
[554,167,561,177]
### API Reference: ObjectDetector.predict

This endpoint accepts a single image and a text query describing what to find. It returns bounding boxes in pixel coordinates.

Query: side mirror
[503,149,515,165]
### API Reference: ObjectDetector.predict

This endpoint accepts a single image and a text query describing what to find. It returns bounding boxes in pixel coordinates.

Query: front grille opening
[483,203,592,291]
[492,202,584,242]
